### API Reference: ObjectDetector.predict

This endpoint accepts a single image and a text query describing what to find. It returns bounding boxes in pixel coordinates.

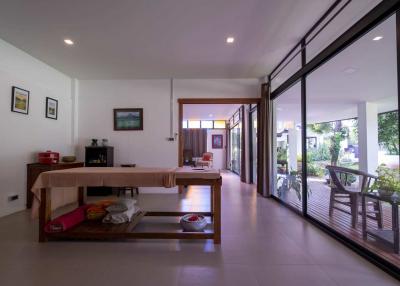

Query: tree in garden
[378,111,399,155]
[308,121,349,166]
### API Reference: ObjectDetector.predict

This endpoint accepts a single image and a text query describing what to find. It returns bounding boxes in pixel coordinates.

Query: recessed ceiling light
[343,67,357,74]
[373,36,383,41]
[208,114,213,117]
[226,37,235,44]
[64,38,74,45]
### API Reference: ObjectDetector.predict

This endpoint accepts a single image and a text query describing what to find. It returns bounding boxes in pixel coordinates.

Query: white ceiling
[0,0,341,79]
[275,13,398,125]
[183,104,242,120]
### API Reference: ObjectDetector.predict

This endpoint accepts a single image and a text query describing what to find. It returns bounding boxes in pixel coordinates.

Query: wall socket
[8,195,19,202]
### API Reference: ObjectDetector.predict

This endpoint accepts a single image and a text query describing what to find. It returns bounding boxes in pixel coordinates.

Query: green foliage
[308,121,349,166]
[277,147,287,161]
[378,111,399,155]
[307,144,330,162]
[370,164,400,194]
[307,162,324,177]
[348,119,358,145]
[308,122,331,134]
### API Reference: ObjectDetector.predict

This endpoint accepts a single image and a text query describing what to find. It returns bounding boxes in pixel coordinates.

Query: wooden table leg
[78,186,85,206]
[39,188,51,243]
[213,178,222,244]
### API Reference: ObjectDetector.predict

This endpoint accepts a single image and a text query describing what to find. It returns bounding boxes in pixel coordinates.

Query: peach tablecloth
[31,167,220,218]
[31,167,177,217]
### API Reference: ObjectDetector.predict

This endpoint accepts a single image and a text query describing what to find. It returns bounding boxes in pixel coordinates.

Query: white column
[288,128,298,172]
[358,102,379,174]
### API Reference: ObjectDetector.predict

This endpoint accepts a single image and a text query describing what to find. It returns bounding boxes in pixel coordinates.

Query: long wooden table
[31,167,222,244]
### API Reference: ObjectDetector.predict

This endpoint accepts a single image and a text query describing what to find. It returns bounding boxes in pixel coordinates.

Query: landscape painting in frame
[46,97,58,120]
[11,86,29,114]
[212,134,223,149]
[114,108,143,131]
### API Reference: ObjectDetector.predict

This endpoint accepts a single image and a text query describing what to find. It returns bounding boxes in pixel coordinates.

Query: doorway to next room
[178,100,259,185]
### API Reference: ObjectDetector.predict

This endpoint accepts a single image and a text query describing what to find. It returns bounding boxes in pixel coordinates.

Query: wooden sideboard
[26,162,84,208]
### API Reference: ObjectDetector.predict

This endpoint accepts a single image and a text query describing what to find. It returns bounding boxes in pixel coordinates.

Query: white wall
[206,129,227,170]
[77,79,259,192]
[0,39,73,217]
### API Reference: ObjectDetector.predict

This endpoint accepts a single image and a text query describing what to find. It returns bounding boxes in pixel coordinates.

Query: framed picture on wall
[11,86,30,114]
[212,134,223,149]
[114,108,143,131]
[45,97,58,120]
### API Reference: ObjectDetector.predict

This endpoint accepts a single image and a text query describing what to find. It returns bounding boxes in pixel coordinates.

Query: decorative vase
[180,214,207,232]
[91,139,98,146]
[102,139,108,146]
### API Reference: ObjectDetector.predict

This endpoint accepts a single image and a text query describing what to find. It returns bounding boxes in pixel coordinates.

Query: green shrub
[307,162,324,177]
[307,144,330,162]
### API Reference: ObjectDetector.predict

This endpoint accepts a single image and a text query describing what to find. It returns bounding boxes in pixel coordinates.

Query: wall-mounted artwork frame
[212,134,223,149]
[11,86,30,114]
[45,97,58,120]
[113,108,143,131]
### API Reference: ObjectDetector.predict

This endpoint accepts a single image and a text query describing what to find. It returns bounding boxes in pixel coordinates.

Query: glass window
[272,81,303,211]
[271,45,302,92]
[306,0,382,62]
[230,123,241,174]
[251,109,258,184]
[201,120,213,129]
[188,120,200,128]
[182,120,188,129]
[213,120,226,129]
[234,112,240,124]
[306,14,399,267]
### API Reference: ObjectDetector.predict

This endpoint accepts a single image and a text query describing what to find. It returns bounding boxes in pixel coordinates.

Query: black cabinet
[85,146,114,195]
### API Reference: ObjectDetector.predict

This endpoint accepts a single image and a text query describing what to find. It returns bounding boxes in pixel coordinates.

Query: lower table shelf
[46,211,215,241]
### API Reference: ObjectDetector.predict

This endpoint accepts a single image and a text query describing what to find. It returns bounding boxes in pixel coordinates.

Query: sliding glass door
[268,5,400,274]
[305,13,399,266]
[272,82,303,211]
[230,123,241,175]
[250,107,258,184]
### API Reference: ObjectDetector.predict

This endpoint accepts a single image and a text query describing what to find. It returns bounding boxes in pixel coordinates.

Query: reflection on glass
[273,82,303,211]
[230,123,241,175]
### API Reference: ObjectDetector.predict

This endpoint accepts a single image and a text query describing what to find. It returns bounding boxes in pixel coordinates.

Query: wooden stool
[118,164,139,197]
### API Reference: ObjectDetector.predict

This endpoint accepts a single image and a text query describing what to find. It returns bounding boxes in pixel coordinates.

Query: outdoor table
[361,191,399,254]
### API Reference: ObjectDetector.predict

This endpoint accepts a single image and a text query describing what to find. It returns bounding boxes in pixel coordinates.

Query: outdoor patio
[280,177,400,269]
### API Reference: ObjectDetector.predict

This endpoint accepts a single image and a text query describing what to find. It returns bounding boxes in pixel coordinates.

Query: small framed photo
[212,134,223,149]
[11,86,30,114]
[45,97,58,120]
[114,108,143,131]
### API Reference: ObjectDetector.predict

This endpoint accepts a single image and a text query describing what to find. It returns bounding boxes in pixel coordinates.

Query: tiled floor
[0,171,398,286]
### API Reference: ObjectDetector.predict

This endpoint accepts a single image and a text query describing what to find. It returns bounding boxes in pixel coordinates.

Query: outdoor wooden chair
[326,165,382,228]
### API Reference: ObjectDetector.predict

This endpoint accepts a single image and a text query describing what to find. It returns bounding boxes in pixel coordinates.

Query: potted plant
[277,170,311,201]
[369,164,400,197]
